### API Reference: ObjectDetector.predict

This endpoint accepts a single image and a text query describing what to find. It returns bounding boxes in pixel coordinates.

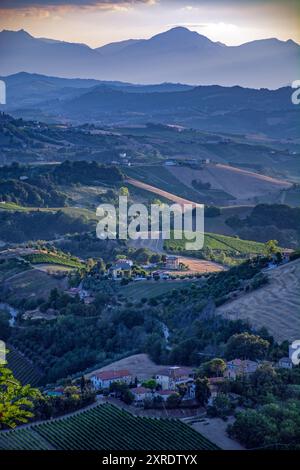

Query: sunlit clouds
[0,0,299,48]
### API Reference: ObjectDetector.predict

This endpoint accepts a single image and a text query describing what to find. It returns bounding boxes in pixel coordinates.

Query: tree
[119,186,129,197]
[0,310,11,341]
[208,393,233,419]
[199,358,226,378]
[225,333,269,361]
[228,409,278,449]
[122,389,134,405]
[166,393,181,408]
[0,363,39,429]
[265,240,280,256]
[195,378,211,406]
[142,379,157,390]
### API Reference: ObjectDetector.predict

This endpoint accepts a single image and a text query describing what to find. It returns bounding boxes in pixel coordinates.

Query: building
[278,357,293,369]
[289,341,300,366]
[165,256,180,270]
[91,370,132,390]
[156,366,193,391]
[109,259,133,279]
[224,359,258,380]
[155,390,176,401]
[207,377,225,405]
[131,387,153,405]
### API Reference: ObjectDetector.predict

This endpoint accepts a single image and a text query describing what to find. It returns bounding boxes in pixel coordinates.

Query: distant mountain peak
[0,28,298,89]
[1,29,33,39]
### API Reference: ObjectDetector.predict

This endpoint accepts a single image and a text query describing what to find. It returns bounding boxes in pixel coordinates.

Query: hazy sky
[0,0,299,47]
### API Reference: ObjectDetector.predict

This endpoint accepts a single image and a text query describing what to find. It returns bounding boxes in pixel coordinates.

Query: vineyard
[0,403,219,450]
[165,231,266,256]
[6,348,43,386]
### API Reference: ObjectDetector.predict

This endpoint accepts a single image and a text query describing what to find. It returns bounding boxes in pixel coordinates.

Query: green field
[23,253,84,269]
[165,231,266,256]
[0,403,219,450]
[118,279,197,300]
[0,258,30,283]
[0,202,97,220]
[6,348,43,386]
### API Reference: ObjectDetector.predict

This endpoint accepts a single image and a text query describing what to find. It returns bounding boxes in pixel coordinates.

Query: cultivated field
[3,269,68,302]
[217,259,300,342]
[169,164,291,203]
[6,348,43,386]
[127,177,201,207]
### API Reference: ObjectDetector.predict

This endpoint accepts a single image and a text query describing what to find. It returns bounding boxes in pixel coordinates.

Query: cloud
[0,0,155,10]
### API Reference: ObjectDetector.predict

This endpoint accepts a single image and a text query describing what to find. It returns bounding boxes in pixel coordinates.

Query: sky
[0,0,299,48]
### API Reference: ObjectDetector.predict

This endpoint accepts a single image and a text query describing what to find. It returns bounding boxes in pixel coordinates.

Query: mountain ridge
[0,27,299,88]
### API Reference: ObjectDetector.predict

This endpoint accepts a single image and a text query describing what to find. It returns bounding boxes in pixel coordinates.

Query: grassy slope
[118,279,198,300]
[0,202,97,220]
[23,253,84,269]
[217,259,300,342]
[165,231,266,255]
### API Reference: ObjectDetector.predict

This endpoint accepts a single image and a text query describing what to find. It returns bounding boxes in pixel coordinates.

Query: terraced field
[217,259,300,342]
[0,404,219,450]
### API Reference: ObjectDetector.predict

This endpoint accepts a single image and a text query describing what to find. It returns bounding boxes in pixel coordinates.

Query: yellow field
[217,259,300,342]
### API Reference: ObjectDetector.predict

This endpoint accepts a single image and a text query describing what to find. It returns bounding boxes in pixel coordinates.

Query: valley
[0,16,299,453]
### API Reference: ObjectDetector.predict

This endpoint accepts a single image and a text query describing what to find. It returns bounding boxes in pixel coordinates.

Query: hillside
[0,403,219,450]
[168,164,291,203]
[217,259,300,341]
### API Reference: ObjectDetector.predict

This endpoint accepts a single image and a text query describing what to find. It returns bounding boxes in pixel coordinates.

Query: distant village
[47,345,297,412]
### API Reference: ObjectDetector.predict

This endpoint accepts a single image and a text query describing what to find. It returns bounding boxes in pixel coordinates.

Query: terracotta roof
[157,390,176,396]
[157,367,191,378]
[93,369,131,380]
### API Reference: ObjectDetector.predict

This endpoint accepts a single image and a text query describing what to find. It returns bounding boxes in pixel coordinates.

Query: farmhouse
[224,359,258,379]
[165,255,180,270]
[156,366,193,390]
[91,369,133,390]
[109,259,133,279]
[131,387,153,405]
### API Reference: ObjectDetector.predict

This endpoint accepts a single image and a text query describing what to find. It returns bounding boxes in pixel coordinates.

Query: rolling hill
[168,163,292,202]
[217,258,300,341]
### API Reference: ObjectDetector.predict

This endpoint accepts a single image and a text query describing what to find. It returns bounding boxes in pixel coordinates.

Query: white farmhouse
[91,369,132,390]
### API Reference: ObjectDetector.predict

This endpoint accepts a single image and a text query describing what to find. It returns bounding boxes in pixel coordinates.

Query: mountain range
[0,27,299,88]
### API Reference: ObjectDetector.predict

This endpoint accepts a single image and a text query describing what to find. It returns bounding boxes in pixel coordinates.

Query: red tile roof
[157,367,191,378]
[93,369,131,380]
